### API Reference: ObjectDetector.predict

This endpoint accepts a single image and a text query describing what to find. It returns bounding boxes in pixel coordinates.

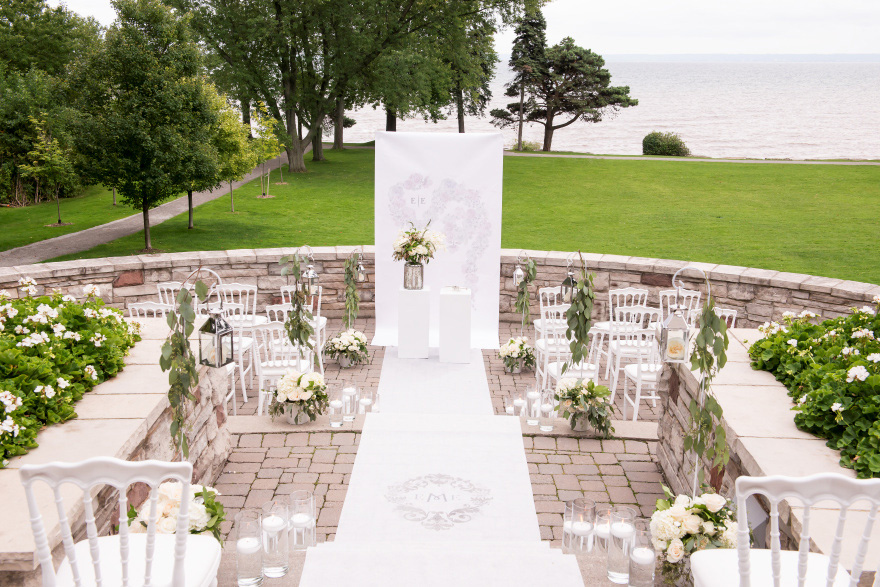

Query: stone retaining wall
[0,248,877,327]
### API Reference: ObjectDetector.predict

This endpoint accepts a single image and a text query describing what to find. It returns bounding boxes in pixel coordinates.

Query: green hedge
[748,298,880,477]
[642,131,691,157]
[0,284,140,466]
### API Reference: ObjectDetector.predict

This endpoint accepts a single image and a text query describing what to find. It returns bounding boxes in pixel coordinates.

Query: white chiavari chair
[156,281,188,306]
[620,327,663,421]
[715,307,738,329]
[127,301,172,318]
[19,457,220,587]
[253,321,315,415]
[280,286,326,375]
[691,473,880,587]
[598,288,649,380]
[659,288,702,327]
[541,307,602,391]
[217,302,251,414]
[608,305,659,397]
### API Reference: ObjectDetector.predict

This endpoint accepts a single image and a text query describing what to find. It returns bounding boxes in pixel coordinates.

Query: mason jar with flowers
[392,222,446,290]
[324,329,369,368]
[555,377,614,436]
[268,369,328,425]
[498,336,536,374]
[127,481,225,543]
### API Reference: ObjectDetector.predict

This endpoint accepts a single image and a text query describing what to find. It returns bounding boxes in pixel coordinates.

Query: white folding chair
[659,288,702,327]
[596,287,649,380]
[620,327,663,421]
[253,321,315,415]
[127,301,172,318]
[541,307,602,391]
[715,307,738,329]
[19,457,220,587]
[608,305,659,396]
[691,473,880,587]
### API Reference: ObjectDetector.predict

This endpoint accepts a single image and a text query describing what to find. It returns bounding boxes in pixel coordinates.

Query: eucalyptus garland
[683,296,730,493]
[563,252,596,373]
[343,252,360,329]
[279,254,315,349]
[514,258,537,329]
[160,280,208,459]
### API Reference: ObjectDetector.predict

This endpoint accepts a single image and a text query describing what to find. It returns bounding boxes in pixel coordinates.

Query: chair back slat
[81,492,103,586]
[128,301,172,318]
[266,303,292,323]
[19,458,193,587]
[735,474,880,587]
[659,288,701,325]
[715,307,738,328]
[156,282,184,306]
[609,287,649,321]
[218,283,258,317]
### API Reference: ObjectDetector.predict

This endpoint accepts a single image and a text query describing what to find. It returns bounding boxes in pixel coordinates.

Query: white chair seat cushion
[546,361,598,381]
[55,533,221,587]
[591,321,610,333]
[609,340,653,357]
[533,317,567,333]
[690,548,850,587]
[623,363,662,381]
[228,315,268,327]
[535,338,573,354]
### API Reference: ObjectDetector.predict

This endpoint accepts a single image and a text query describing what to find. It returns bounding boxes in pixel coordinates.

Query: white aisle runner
[298,351,584,586]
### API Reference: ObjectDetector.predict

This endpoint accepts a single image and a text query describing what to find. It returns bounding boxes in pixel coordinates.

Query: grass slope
[1,186,132,251]
[47,149,880,284]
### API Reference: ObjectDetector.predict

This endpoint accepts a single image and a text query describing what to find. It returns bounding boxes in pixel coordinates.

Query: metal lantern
[301,263,319,296]
[199,309,234,368]
[561,269,576,304]
[512,264,526,288]
[356,260,367,283]
[660,308,690,363]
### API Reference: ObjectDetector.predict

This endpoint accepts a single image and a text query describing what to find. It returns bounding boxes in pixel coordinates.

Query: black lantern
[199,309,234,368]
[301,264,319,296]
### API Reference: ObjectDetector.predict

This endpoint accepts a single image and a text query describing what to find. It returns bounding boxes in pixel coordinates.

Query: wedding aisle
[298,348,584,586]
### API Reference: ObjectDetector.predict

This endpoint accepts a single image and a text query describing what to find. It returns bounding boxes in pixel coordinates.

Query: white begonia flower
[35,385,56,399]
[699,493,727,513]
[798,395,808,406]
[84,365,98,380]
[666,538,686,563]
[799,310,818,319]
[52,323,66,335]
[83,308,98,318]
[782,311,796,319]
[874,294,880,304]
[91,333,106,347]
[56,377,70,389]
[841,347,859,357]
[846,366,870,383]
[787,339,798,347]
[1,416,21,437]
[0,290,8,298]
[859,306,876,316]
[62,294,76,302]
[867,354,880,363]
[0,390,23,413]
[831,402,844,413]
[83,284,100,297]
[852,329,875,340]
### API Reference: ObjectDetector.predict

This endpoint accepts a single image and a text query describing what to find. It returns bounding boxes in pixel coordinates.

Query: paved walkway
[0,154,290,267]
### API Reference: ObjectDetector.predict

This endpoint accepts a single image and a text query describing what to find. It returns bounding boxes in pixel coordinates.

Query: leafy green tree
[212,94,256,213]
[443,13,498,133]
[0,0,102,76]
[251,105,283,199]
[492,37,637,151]
[70,0,216,251]
[19,115,76,224]
[505,9,546,149]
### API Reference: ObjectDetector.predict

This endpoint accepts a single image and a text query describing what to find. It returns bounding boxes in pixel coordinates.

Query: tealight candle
[611,521,635,540]
[631,547,655,566]
[290,513,314,529]
[513,398,525,408]
[571,521,593,537]
[329,399,343,410]
[505,405,514,415]
[236,536,261,555]
[359,398,373,407]
[562,520,572,534]
[540,403,553,415]
[342,387,356,395]
[595,522,610,539]
[262,515,285,534]
[526,391,540,400]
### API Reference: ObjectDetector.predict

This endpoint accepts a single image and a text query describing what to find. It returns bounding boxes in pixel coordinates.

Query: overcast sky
[53,0,880,55]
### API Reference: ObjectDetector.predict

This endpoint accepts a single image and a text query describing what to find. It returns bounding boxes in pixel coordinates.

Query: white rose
[300,390,313,401]
[157,481,183,504]
[666,538,685,563]
[156,515,179,534]
[682,514,702,534]
[188,501,211,532]
[700,493,727,513]
[674,494,692,509]
[701,521,716,536]
[721,522,738,548]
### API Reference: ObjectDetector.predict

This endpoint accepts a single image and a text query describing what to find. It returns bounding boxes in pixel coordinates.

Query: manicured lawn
[0,185,132,251]
[47,149,880,284]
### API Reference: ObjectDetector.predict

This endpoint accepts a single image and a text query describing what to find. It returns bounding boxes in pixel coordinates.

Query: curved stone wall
[0,247,877,327]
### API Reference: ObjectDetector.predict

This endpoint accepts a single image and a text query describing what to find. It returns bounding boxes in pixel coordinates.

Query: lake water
[344,59,880,160]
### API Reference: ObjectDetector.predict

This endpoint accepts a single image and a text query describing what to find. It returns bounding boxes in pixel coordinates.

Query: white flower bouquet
[498,336,536,372]
[267,369,328,422]
[391,222,446,265]
[323,329,369,367]
[128,481,225,543]
[555,378,614,437]
[651,489,737,582]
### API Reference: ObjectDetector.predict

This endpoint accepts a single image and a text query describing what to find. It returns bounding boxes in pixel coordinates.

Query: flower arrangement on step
[651,487,737,584]
[127,481,225,543]
[392,222,445,290]
[324,329,369,368]
[498,336,536,373]
[268,369,328,424]
[555,377,614,437]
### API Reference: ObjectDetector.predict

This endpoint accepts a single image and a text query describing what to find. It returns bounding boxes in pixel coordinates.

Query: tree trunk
[241,97,252,138]
[187,189,194,229]
[312,124,325,161]
[279,161,283,182]
[262,163,268,196]
[333,97,345,149]
[112,187,116,206]
[55,185,62,224]
[229,181,234,212]
[385,108,397,132]
[542,123,554,152]
[142,204,151,250]
[455,87,465,133]
[517,84,525,151]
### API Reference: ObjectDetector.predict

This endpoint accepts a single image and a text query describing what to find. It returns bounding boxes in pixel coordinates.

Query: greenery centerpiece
[128,481,225,544]
[498,336,536,373]
[555,378,614,435]
[324,330,369,368]
[749,297,880,477]
[392,222,445,290]
[268,369,328,424]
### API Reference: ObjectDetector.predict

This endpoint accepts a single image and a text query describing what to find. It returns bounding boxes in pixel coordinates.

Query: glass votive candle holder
[358,389,375,414]
[235,509,263,587]
[594,504,612,556]
[539,388,556,432]
[562,498,596,554]
[341,381,358,422]
[289,489,317,550]
[260,497,290,578]
[328,384,344,428]
[525,385,541,426]
[629,520,656,587]
[512,389,526,417]
[607,505,638,584]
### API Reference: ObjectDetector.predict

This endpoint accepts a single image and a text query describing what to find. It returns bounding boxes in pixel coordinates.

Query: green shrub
[642,131,691,157]
[0,284,140,466]
[748,297,880,477]
[510,140,542,152]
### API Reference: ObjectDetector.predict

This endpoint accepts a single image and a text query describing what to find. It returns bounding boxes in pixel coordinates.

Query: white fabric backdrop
[372,131,503,349]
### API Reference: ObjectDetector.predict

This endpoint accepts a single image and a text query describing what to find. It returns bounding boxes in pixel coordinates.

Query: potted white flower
[267,369,328,424]
[127,481,225,543]
[392,222,446,290]
[498,336,536,373]
[555,378,614,436]
[324,329,369,368]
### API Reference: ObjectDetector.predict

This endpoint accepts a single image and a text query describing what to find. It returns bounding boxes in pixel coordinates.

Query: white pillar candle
[290,513,315,529]
[236,536,261,555]
[631,547,655,566]
[262,515,285,534]
[611,521,635,540]
[571,521,593,537]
